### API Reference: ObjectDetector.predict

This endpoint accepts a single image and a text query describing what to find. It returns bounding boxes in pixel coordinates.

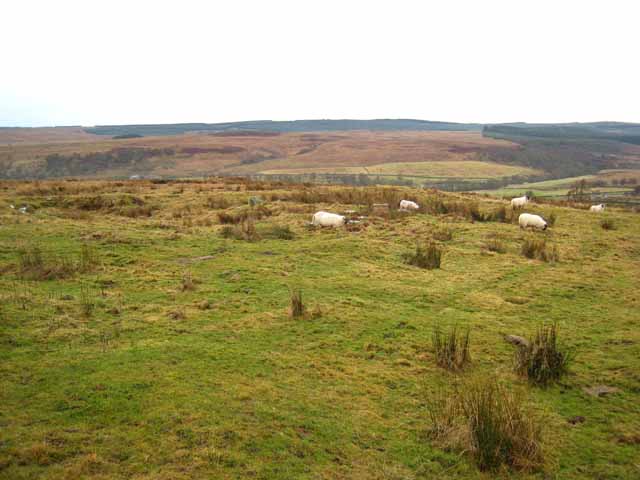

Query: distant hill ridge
[83,119,482,136]
[484,122,640,145]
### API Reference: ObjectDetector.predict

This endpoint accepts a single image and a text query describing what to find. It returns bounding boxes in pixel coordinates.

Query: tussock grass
[429,379,545,472]
[289,289,305,319]
[547,212,557,226]
[484,238,506,254]
[262,224,295,240]
[432,325,471,370]
[219,219,260,241]
[65,194,155,217]
[431,226,453,242]
[521,237,559,262]
[403,242,441,269]
[600,218,615,230]
[206,196,231,209]
[1,179,638,478]
[217,205,273,225]
[79,283,95,318]
[17,243,98,280]
[181,271,196,291]
[514,323,572,387]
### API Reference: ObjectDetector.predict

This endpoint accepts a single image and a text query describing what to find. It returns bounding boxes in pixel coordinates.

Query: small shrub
[600,218,615,230]
[514,323,572,387]
[432,325,471,370]
[521,238,559,262]
[429,379,545,472]
[289,289,305,319]
[403,242,442,270]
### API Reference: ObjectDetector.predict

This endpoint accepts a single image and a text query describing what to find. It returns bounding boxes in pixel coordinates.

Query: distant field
[481,170,640,198]
[261,160,540,178]
[0,126,101,144]
[1,179,639,479]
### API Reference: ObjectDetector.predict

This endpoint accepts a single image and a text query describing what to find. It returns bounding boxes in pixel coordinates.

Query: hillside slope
[1,179,639,478]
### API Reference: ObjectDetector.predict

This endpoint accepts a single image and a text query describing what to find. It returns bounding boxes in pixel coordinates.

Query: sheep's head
[543,223,548,230]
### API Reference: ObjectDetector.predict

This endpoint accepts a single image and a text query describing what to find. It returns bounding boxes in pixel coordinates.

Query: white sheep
[519,213,548,230]
[589,204,605,213]
[511,195,529,209]
[311,211,346,228]
[399,200,419,211]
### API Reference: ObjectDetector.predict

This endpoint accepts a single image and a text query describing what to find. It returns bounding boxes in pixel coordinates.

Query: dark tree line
[43,147,174,177]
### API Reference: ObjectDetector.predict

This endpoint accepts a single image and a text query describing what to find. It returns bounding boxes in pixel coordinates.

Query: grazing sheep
[519,213,548,231]
[399,200,419,211]
[511,195,529,209]
[311,211,346,228]
[590,204,605,213]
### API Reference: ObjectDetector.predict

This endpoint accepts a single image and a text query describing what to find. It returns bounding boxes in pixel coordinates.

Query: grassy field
[260,160,539,179]
[1,179,639,479]
[481,170,640,198]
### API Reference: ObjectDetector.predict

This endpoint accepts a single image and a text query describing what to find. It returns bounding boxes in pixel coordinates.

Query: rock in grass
[583,385,620,397]
[503,334,530,348]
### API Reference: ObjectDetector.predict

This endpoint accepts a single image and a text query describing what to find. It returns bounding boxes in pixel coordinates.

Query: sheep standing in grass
[311,211,346,228]
[519,213,547,231]
[399,200,419,211]
[590,204,605,213]
[511,195,529,209]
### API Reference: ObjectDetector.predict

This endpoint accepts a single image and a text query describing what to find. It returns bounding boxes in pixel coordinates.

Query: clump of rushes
[484,238,506,254]
[432,325,471,370]
[181,271,195,291]
[428,379,545,472]
[403,242,442,269]
[600,218,615,230]
[521,237,559,262]
[514,323,572,387]
[432,226,453,242]
[79,283,95,318]
[289,289,305,319]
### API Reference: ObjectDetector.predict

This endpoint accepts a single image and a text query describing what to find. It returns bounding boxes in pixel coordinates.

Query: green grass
[480,170,638,198]
[0,180,639,479]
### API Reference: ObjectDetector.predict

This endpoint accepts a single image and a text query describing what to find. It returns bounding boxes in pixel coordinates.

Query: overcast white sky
[2,0,639,127]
